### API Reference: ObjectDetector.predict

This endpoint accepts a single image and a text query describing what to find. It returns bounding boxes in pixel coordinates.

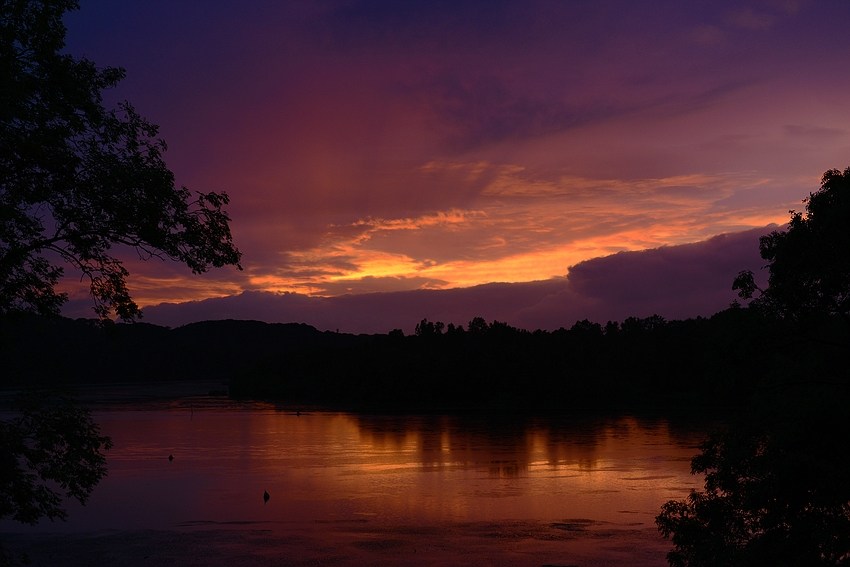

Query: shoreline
[1,379,736,423]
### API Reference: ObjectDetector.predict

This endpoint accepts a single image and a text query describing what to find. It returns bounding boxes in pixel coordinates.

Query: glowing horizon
[57,1,850,322]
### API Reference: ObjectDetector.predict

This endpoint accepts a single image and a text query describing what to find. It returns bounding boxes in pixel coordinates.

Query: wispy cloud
[204,167,788,297]
[407,71,757,151]
[726,7,778,30]
[310,275,449,296]
[139,226,771,333]
[57,160,796,314]
[784,124,846,139]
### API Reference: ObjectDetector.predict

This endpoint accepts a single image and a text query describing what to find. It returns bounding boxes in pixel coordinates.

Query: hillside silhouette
[0,317,355,386]
[2,305,845,412]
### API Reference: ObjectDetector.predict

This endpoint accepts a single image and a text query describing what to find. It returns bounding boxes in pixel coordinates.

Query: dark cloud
[312,0,597,54]
[61,297,101,320]
[784,124,846,139]
[141,227,770,334]
[518,226,771,330]
[567,230,766,302]
[406,66,757,152]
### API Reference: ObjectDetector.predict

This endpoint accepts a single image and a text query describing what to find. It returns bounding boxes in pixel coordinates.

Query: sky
[59,0,850,332]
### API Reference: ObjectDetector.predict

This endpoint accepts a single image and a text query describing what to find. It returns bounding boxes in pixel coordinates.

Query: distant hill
[0,316,361,387]
[3,309,846,413]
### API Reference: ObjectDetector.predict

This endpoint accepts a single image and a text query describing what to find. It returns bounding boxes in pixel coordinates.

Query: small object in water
[168,455,174,461]
[264,490,270,503]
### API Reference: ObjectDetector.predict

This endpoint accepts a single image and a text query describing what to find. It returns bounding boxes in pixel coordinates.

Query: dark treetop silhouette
[0,0,241,321]
[0,389,111,525]
[0,388,112,565]
[733,167,850,327]
[1,1,236,563]
[657,169,850,567]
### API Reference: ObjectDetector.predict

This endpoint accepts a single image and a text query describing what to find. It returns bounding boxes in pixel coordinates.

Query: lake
[1,383,714,566]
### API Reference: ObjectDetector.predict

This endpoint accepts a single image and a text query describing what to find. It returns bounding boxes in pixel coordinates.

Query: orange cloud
[203,167,789,299]
[76,165,791,311]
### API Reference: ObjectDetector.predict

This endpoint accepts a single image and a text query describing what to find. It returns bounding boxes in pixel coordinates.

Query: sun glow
[62,166,794,313]
[229,168,791,297]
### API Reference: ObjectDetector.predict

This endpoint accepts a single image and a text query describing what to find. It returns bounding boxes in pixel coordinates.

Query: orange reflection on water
[2,406,708,536]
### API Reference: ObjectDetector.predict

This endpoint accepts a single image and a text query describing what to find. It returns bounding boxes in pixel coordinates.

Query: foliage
[657,401,850,567]
[0,388,112,525]
[734,168,850,324]
[0,0,241,320]
[661,168,850,566]
[415,318,445,336]
[226,310,779,410]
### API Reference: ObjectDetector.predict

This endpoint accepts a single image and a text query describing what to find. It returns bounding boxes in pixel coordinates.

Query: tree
[1,3,236,563]
[467,316,488,334]
[1,388,112,564]
[733,168,850,324]
[659,168,850,566]
[414,318,444,337]
[0,389,111,525]
[656,404,850,567]
[0,0,241,321]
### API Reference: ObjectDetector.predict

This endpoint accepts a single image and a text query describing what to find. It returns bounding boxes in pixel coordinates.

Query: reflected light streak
[0,398,735,565]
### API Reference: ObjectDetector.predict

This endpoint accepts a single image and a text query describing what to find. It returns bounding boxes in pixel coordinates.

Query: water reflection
[0,402,709,536]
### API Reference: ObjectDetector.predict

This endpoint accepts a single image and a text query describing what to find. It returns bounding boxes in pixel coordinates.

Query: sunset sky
[60,0,850,332]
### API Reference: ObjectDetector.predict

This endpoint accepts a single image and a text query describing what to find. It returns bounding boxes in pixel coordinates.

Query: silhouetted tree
[657,404,850,567]
[1,389,112,563]
[734,168,850,325]
[468,316,488,334]
[2,4,238,564]
[0,0,241,320]
[415,318,440,336]
[570,319,603,336]
[660,169,850,566]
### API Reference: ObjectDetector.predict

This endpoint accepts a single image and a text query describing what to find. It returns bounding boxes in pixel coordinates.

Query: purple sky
[58,1,850,331]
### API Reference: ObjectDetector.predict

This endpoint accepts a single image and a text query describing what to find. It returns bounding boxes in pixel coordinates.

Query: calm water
[1,388,716,565]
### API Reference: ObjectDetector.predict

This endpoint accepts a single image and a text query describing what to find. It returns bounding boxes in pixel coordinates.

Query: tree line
[227,307,840,412]
[1,302,842,414]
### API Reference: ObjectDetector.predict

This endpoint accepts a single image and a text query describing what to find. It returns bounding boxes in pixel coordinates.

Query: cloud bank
[138,227,770,334]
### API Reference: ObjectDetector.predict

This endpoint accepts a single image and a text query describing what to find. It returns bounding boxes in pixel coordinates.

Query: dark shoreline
[5,306,834,423]
[1,378,737,427]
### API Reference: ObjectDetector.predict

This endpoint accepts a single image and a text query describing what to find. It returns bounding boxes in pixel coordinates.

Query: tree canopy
[0,388,112,566]
[0,0,241,320]
[734,168,850,324]
[0,389,111,526]
[660,168,850,566]
[657,408,850,567]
